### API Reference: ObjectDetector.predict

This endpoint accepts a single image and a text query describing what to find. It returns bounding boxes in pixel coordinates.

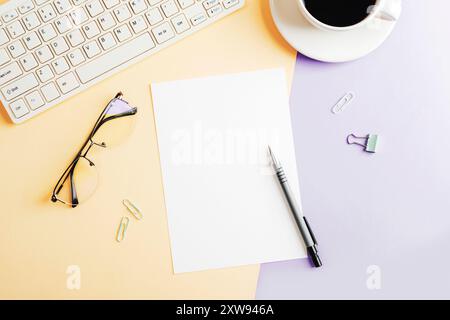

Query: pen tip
[268,145,281,169]
[268,145,274,159]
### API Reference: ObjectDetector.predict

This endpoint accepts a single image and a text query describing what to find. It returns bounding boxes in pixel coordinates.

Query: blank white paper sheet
[151,69,307,273]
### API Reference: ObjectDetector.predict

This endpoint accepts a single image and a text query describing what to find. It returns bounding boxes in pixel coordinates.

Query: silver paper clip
[116,216,129,242]
[347,133,379,153]
[332,92,355,114]
[123,199,143,220]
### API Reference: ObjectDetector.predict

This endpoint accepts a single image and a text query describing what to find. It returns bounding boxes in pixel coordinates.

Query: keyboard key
[19,54,38,71]
[56,72,80,94]
[151,22,174,44]
[71,0,86,5]
[38,24,57,41]
[25,91,45,110]
[177,0,194,9]
[171,14,189,33]
[1,73,39,101]
[23,32,42,50]
[76,32,155,83]
[145,8,163,25]
[39,4,57,22]
[41,82,60,101]
[161,0,179,17]
[130,0,147,14]
[102,0,119,9]
[129,16,147,34]
[82,41,101,58]
[99,32,117,50]
[67,29,85,46]
[18,1,35,14]
[0,62,23,86]
[2,10,19,24]
[113,24,132,42]
[55,15,73,33]
[36,65,54,82]
[202,0,218,10]
[9,99,29,118]
[114,5,132,23]
[36,0,51,5]
[0,49,10,67]
[0,29,9,45]
[54,0,73,14]
[50,37,70,55]
[223,0,239,9]
[70,7,89,25]
[23,12,41,30]
[35,46,54,63]
[98,12,116,30]
[7,40,26,58]
[7,21,25,39]
[52,57,70,74]
[148,0,163,5]
[207,4,222,17]
[86,0,105,17]
[191,12,207,25]
[67,49,86,66]
[82,21,101,39]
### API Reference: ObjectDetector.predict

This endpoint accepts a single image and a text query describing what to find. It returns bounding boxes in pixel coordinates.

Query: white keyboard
[0,0,244,123]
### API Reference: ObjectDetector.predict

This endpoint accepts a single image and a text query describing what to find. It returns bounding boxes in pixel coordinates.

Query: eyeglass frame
[51,92,137,208]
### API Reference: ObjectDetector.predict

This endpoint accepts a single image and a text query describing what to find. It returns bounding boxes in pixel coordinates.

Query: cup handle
[374,0,402,21]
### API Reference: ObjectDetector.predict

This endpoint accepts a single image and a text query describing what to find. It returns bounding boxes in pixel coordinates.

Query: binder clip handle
[347,133,379,153]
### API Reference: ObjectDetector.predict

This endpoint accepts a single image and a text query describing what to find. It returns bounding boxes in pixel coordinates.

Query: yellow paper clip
[123,199,143,220]
[116,216,129,242]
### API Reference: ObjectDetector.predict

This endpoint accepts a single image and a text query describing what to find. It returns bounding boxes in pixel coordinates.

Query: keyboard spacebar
[76,33,156,84]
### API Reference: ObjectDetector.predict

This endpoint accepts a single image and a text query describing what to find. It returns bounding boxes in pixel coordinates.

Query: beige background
[0,0,296,299]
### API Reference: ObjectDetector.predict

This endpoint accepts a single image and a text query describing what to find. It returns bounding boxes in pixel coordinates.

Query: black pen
[268,146,322,268]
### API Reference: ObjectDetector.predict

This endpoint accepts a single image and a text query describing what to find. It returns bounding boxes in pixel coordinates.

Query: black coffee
[304,0,377,28]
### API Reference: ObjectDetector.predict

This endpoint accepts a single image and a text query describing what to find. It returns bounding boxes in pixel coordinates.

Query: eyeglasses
[51,92,137,208]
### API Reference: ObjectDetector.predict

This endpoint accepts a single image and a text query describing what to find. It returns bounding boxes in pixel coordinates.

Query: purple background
[256,0,450,299]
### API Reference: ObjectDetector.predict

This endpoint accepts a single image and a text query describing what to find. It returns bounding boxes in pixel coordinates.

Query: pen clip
[303,216,318,245]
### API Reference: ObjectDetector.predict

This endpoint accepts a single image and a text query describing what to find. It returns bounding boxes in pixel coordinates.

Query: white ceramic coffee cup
[297,0,402,32]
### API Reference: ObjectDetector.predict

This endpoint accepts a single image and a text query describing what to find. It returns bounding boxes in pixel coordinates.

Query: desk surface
[257,0,450,299]
[0,0,296,299]
[4,0,444,300]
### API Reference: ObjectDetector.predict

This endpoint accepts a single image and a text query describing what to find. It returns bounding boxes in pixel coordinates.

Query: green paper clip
[123,199,143,220]
[116,216,129,242]
[347,134,379,153]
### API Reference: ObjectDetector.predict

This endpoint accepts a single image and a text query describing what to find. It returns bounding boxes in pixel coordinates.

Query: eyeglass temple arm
[69,168,79,208]
[52,156,78,200]
[88,92,131,139]
[96,108,137,129]
[90,91,123,131]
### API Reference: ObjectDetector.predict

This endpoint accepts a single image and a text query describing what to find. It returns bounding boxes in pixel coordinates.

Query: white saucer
[270,0,400,63]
